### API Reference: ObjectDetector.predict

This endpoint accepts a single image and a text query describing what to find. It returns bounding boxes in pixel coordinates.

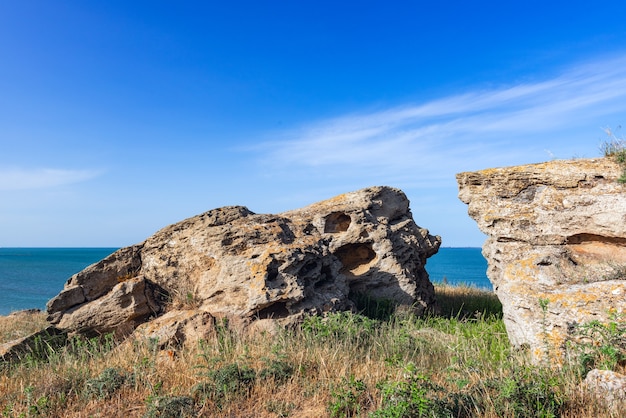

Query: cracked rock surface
[457,158,626,361]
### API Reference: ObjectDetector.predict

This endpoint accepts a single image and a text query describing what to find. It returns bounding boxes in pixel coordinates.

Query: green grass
[1,284,624,417]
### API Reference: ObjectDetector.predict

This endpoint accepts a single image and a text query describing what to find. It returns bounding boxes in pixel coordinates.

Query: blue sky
[2,1,626,247]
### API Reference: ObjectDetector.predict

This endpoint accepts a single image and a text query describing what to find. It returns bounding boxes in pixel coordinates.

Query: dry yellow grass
[0,310,49,344]
[0,285,624,417]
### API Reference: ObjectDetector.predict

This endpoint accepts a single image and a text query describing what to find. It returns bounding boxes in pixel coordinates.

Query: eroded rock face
[47,186,440,340]
[457,158,626,361]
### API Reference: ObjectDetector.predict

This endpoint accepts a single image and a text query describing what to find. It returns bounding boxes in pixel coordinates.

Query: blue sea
[428,247,491,290]
[0,247,490,316]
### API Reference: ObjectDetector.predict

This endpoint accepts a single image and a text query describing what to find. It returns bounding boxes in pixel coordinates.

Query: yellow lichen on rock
[457,158,626,363]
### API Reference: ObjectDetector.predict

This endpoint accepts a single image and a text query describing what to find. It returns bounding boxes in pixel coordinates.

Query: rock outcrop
[581,369,626,412]
[47,186,440,342]
[457,158,626,361]
[582,369,626,409]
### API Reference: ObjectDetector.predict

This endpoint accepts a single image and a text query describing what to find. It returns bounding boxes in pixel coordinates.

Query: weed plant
[567,311,626,375]
[1,284,624,417]
[601,126,626,183]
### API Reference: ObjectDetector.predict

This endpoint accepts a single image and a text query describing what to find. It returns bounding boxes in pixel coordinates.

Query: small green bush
[84,367,133,399]
[482,368,564,418]
[144,395,196,418]
[568,312,626,374]
[23,385,50,417]
[328,375,369,417]
[193,362,256,408]
[258,357,294,383]
[210,363,256,394]
[371,363,458,418]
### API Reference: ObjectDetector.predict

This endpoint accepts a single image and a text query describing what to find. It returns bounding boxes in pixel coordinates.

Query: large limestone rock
[47,186,440,340]
[457,158,626,361]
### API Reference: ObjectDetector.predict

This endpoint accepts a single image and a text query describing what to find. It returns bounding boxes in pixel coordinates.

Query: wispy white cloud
[257,54,626,187]
[0,168,100,191]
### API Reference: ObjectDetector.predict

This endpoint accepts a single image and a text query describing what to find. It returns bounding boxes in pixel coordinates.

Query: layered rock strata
[47,186,440,342]
[457,158,626,361]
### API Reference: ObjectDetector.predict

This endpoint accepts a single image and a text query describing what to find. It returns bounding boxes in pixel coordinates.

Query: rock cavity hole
[256,302,289,319]
[334,243,377,276]
[266,258,285,282]
[566,233,626,246]
[324,212,351,233]
[566,233,626,263]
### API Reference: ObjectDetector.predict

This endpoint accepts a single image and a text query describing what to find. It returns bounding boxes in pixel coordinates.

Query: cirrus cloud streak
[258,54,626,187]
[0,167,101,191]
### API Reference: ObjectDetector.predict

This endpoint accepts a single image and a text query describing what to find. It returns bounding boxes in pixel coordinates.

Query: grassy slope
[0,285,624,417]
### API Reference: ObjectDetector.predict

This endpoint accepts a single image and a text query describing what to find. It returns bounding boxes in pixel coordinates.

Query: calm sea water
[427,247,491,290]
[0,248,117,316]
[0,247,490,316]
